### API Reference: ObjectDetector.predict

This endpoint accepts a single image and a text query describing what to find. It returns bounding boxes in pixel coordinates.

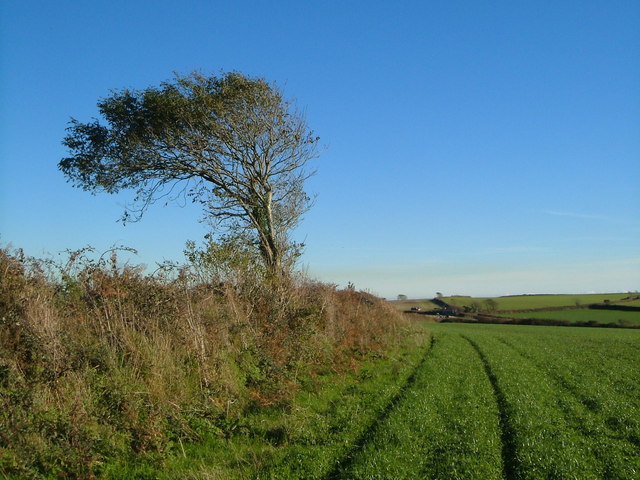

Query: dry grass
[0,245,409,478]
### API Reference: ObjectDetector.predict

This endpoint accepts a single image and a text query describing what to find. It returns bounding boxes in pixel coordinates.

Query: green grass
[335,330,504,479]
[138,329,432,480]
[508,308,640,326]
[182,322,639,479]
[443,293,632,311]
[258,322,640,479]
[425,323,640,479]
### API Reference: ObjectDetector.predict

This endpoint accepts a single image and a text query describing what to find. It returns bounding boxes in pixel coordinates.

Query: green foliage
[483,297,498,312]
[59,71,321,275]
[184,233,264,286]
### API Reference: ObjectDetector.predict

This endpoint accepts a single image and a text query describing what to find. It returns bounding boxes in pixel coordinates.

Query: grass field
[509,308,640,326]
[326,323,640,479]
[392,293,640,328]
[150,323,640,479]
[443,293,634,311]
[7,245,638,480]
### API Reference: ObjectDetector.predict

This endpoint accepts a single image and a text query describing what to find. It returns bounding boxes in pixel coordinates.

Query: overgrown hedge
[0,246,408,478]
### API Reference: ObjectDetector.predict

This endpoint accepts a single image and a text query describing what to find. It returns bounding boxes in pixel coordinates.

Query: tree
[59,71,320,277]
[483,298,498,313]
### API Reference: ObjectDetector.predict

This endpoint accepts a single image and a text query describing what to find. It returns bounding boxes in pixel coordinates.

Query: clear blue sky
[1,0,638,298]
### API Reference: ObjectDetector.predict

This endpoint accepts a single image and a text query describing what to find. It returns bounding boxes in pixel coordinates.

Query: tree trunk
[253,190,283,277]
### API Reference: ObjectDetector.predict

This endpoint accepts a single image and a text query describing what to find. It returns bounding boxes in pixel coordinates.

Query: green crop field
[314,323,640,479]
[509,308,640,326]
[125,322,640,479]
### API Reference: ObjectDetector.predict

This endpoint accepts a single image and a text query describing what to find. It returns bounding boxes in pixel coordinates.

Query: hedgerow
[0,244,410,478]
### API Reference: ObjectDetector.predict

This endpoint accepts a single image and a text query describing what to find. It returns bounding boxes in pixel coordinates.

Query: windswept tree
[60,71,320,276]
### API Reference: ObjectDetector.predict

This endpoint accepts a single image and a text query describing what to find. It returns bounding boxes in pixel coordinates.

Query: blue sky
[1,0,638,298]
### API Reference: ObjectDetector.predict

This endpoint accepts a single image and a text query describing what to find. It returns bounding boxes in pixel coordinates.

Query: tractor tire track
[462,335,519,480]
[495,336,603,414]
[494,336,640,449]
[323,335,436,480]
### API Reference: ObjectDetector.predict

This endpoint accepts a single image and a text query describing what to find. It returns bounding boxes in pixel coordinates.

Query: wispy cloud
[541,210,612,221]
[486,245,549,254]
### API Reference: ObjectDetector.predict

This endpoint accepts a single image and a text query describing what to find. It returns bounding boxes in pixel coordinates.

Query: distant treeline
[441,314,640,329]
[589,303,640,312]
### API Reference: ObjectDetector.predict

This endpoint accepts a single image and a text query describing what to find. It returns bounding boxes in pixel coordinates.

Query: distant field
[392,293,640,328]
[392,298,440,312]
[509,308,640,326]
[444,293,633,311]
